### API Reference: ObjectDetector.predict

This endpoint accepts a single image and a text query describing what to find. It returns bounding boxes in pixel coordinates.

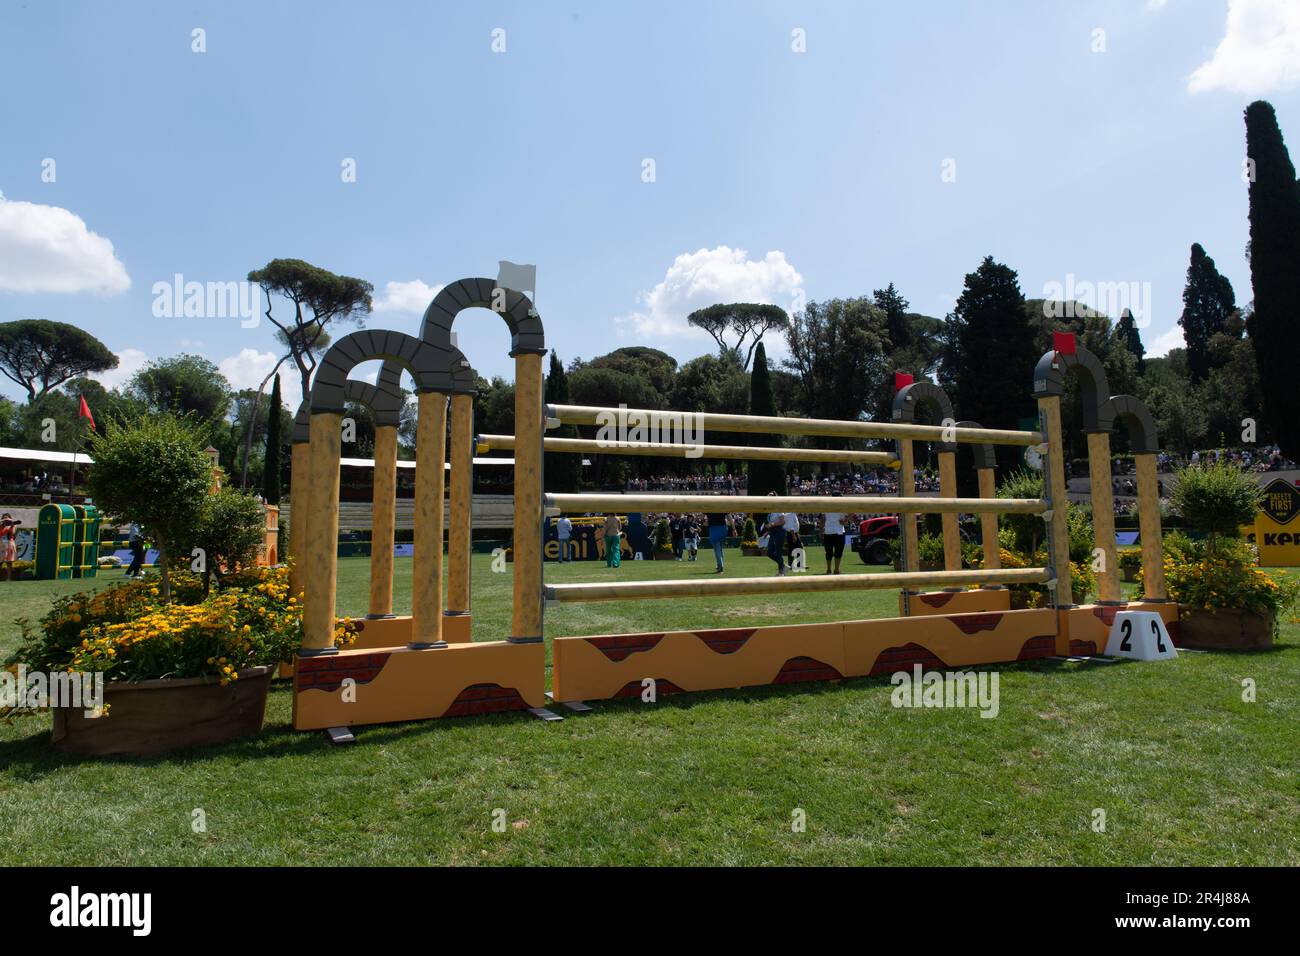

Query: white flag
[497,261,538,314]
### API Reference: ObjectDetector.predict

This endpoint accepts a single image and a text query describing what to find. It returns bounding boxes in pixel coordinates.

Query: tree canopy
[686,303,789,371]
[0,319,118,401]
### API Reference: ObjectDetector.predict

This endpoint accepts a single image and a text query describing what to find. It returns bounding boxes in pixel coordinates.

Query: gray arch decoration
[1107,394,1159,454]
[418,277,545,357]
[1031,345,1112,432]
[292,358,407,444]
[953,421,998,471]
[310,329,450,413]
[891,381,957,453]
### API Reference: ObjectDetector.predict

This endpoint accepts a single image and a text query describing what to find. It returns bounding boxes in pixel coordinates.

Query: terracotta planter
[742,546,763,557]
[652,550,676,560]
[51,666,273,757]
[1121,567,1139,583]
[1177,606,1274,651]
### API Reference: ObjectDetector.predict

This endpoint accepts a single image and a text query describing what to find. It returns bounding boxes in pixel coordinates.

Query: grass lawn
[1,553,1297,866]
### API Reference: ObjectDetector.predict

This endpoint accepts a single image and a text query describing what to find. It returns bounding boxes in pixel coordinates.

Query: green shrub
[653,518,672,553]
[917,533,945,565]
[1171,463,1261,553]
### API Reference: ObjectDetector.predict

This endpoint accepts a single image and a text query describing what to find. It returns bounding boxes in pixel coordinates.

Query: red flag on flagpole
[78,396,96,431]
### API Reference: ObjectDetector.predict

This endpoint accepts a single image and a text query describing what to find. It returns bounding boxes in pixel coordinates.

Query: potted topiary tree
[741,517,762,556]
[652,518,674,560]
[1166,463,1297,649]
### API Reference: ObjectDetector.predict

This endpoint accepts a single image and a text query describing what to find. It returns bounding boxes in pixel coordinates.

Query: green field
[2,553,1297,866]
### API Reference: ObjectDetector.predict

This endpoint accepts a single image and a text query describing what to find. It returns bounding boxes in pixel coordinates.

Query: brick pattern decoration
[1016,635,1056,660]
[442,683,530,717]
[693,628,757,655]
[868,642,950,675]
[951,613,1005,634]
[613,678,686,699]
[1091,606,1121,627]
[918,592,956,608]
[295,652,392,693]
[1069,639,1099,656]
[586,634,665,662]
[773,656,843,684]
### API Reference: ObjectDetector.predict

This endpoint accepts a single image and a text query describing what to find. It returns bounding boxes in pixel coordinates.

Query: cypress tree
[873,282,911,347]
[1245,100,1300,461]
[944,256,1037,475]
[1177,243,1236,382]
[746,341,786,504]
[261,373,282,504]
[543,352,582,492]
[1115,308,1145,370]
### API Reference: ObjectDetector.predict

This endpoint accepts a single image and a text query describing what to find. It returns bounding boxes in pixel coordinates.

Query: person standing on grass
[556,514,573,563]
[707,509,728,573]
[602,513,622,568]
[126,522,146,578]
[686,515,700,561]
[670,513,686,560]
[820,493,847,575]
[785,511,803,570]
[761,493,788,576]
[0,513,20,582]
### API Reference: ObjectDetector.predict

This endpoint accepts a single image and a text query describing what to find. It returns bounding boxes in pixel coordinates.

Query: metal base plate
[527,707,564,721]
[326,726,356,744]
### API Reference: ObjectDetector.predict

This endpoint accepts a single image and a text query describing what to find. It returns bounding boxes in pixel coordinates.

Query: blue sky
[2,0,1298,408]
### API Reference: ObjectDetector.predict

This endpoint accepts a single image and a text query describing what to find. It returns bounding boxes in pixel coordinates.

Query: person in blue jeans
[707,510,728,572]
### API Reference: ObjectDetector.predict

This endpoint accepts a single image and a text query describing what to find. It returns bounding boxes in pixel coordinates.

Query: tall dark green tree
[872,283,911,348]
[1245,100,1300,460]
[262,374,283,503]
[543,352,582,492]
[1177,243,1236,382]
[941,256,1037,474]
[1115,308,1145,370]
[0,319,118,401]
[746,342,786,502]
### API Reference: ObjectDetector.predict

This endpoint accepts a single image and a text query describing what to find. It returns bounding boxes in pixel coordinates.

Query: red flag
[78,395,96,431]
[1052,331,1077,356]
[893,372,914,393]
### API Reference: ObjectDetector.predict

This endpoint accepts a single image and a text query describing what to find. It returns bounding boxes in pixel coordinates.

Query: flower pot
[742,546,763,557]
[1121,567,1139,583]
[653,550,676,560]
[1177,606,1273,651]
[51,666,273,757]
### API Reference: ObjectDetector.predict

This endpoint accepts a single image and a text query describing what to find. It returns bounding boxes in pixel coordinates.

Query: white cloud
[372,279,444,312]
[1147,324,1186,357]
[92,347,149,391]
[0,196,130,294]
[615,246,804,341]
[218,349,302,409]
[1189,0,1300,95]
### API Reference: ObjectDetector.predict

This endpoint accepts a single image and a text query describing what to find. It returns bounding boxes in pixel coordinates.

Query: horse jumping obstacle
[289,275,1178,736]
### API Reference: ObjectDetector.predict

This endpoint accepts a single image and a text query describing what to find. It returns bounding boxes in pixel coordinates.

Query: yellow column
[511,352,544,642]
[1135,452,1167,601]
[977,467,1001,573]
[411,392,447,646]
[446,394,473,617]
[301,413,341,651]
[899,440,918,573]
[938,450,961,573]
[1037,396,1073,605]
[1086,431,1121,603]
[288,441,310,602]
[368,424,398,618]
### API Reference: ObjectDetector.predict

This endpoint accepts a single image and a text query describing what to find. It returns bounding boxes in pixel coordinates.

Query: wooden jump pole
[938,450,961,575]
[1085,430,1121,603]
[410,391,447,647]
[549,404,1043,446]
[545,566,1051,603]
[479,433,898,466]
[288,440,310,602]
[545,493,1046,515]
[1134,452,1167,600]
[512,352,545,643]
[1037,395,1073,605]
[446,393,474,619]
[976,466,1001,574]
[368,424,399,618]
[898,439,919,580]
[301,412,342,652]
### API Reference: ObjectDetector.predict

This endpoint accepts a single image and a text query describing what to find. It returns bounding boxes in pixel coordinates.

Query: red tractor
[852,515,899,565]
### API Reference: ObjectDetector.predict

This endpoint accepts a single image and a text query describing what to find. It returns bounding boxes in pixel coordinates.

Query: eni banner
[1255,478,1300,567]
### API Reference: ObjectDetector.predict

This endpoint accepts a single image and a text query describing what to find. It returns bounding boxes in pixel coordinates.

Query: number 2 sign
[1104,612,1177,661]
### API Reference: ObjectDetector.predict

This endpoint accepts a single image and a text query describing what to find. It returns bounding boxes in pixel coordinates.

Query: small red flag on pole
[893,372,914,393]
[1052,331,1077,356]
[78,396,96,431]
